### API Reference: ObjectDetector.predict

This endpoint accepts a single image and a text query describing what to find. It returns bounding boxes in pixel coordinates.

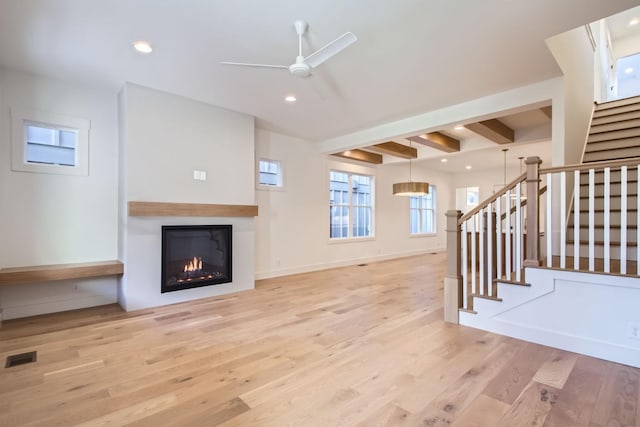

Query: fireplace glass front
[161,225,232,293]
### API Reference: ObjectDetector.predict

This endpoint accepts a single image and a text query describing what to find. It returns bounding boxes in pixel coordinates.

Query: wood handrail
[458,173,526,224]
[540,158,640,175]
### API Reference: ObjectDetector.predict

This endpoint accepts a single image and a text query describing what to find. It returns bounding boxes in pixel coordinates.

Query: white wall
[461,267,640,368]
[451,166,525,206]
[118,84,255,311]
[547,26,596,166]
[255,129,452,279]
[0,69,119,319]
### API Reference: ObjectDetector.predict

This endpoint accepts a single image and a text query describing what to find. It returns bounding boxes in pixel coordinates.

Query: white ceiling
[0,0,638,144]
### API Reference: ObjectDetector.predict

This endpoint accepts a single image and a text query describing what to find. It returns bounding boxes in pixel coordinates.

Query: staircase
[567,95,640,273]
[445,96,640,369]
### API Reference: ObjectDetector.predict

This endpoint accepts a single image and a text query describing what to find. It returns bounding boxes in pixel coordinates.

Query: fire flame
[184,256,203,272]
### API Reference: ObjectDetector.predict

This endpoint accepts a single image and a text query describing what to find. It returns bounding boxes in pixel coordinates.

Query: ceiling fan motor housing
[289,62,311,77]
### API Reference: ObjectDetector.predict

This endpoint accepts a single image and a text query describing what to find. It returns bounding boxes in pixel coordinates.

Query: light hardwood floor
[0,253,638,426]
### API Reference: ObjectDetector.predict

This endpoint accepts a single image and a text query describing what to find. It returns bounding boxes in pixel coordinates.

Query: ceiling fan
[221,20,357,78]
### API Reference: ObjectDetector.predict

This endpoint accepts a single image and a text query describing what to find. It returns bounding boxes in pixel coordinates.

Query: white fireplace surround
[117,83,257,312]
[118,215,254,311]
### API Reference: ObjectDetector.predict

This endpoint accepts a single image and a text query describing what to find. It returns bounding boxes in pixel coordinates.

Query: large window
[410,186,436,234]
[329,171,373,239]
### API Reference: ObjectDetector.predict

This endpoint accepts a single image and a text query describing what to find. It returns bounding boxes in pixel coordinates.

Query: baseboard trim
[460,313,640,368]
[2,295,117,320]
[255,248,445,280]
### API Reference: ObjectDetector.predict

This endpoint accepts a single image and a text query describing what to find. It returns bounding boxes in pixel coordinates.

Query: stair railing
[541,158,640,274]
[445,156,640,323]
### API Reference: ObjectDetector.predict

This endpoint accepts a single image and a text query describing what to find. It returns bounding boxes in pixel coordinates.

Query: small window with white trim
[257,159,283,188]
[11,107,90,176]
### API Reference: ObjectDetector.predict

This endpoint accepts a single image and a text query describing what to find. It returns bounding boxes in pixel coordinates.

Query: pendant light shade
[393,181,429,196]
[393,139,429,196]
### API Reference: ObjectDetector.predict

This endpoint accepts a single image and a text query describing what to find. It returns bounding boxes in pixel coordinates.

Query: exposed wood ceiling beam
[407,132,460,153]
[464,119,515,144]
[365,141,417,159]
[332,149,383,164]
[540,106,552,120]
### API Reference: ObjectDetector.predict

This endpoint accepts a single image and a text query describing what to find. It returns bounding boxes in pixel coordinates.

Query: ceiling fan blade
[304,32,357,68]
[221,62,288,69]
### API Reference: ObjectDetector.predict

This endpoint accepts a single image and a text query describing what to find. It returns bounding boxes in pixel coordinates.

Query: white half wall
[255,129,453,279]
[0,68,119,319]
[460,268,640,368]
[118,83,256,311]
[547,25,596,166]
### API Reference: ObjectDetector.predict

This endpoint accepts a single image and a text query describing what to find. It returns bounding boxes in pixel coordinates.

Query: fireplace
[161,225,232,293]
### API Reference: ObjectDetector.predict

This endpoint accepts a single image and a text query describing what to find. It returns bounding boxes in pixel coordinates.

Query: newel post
[444,210,463,324]
[524,156,542,267]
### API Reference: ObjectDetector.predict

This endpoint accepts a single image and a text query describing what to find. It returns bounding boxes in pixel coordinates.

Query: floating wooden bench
[0,260,124,286]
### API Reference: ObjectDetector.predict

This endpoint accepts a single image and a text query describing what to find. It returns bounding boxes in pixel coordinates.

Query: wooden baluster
[637,165,639,275]
[445,210,462,323]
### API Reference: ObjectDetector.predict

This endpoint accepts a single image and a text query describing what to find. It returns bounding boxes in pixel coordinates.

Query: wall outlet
[193,170,207,181]
[628,321,640,340]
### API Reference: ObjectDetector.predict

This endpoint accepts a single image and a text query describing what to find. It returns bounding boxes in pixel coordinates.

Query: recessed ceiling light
[625,67,634,74]
[285,95,297,103]
[454,125,464,131]
[630,18,639,26]
[465,165,472,170]
[133,40,153,54]
[441,158,448,163]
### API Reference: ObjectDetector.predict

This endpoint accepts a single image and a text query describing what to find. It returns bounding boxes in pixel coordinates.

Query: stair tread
[583,156,640,163]
[589,118,640,134]
[594,96,640,111]
[567,239,637,245]
[580,179,638,187]
[470,293,503,302]
[591,110,640,126]
[585,143,640,154]
[579,194,638,199]
[587,129,640,144]
[494,278,531,287]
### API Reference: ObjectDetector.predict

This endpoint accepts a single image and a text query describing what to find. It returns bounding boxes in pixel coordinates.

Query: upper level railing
[444,156,640,323]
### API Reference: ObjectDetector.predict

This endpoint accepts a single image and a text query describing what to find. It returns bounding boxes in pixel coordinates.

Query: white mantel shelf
[128,201,259,217]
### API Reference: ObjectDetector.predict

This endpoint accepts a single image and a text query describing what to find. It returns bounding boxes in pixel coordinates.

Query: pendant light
[393,140,429,196]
